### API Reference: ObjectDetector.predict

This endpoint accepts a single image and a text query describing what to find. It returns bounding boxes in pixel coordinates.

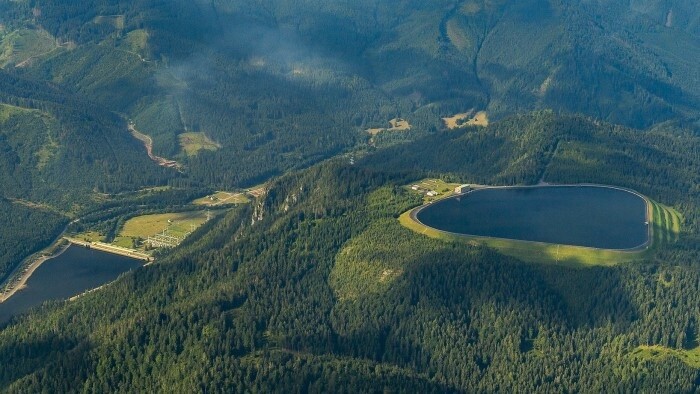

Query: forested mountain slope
[0,114,698,391]
[0,70,171,280]
[1,0,699,189]
[364,111,700,213]
[0,71,168,203]
[0,0,699,391]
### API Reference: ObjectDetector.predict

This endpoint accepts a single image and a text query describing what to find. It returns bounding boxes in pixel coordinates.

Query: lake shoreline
[0,245,144,324]
[0,241,71,303]
[410,183,651,251]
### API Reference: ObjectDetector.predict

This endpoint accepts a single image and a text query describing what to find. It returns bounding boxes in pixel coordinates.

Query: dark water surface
[416,186,648,249]
[0,245,142,325]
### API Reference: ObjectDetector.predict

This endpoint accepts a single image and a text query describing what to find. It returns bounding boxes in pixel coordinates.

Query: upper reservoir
[415,186,648,249]
[0,245,142,325]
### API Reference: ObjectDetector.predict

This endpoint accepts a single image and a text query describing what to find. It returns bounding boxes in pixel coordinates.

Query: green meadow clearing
[112,211,210,248]
[192,191,249,206]
[179,132,221,156]
[630,345,700,369]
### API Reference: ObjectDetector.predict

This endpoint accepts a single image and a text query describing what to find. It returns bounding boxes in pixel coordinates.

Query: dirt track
[128,123,181,169]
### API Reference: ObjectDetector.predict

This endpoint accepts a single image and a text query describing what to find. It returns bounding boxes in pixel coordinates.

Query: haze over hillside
[0,0,699,391]
[1,0,699,184]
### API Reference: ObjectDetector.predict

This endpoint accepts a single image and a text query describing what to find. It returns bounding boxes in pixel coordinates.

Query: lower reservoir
[0,245,142,325]
[415,185,649,250]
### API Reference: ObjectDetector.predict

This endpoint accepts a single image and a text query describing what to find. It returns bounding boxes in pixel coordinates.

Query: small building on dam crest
[454,184,471,194]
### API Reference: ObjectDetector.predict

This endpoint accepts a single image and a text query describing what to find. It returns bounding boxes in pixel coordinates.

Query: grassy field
[630,345,700,369]
[179,132,221,156]
[399,194,680,267]
[443,110,489,129]
[119,211,209,239]
[366,118,412,136]
[72,231,105,243]
[404,178,462,203]
[648,199,682,245]
[192,191,249,206]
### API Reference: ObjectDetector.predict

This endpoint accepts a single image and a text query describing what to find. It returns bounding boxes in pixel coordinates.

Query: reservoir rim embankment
[409,183,652,252]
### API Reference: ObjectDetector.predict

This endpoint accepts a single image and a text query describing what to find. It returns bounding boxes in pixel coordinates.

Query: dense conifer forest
[0,0,699,391]
[0,114,698,391]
